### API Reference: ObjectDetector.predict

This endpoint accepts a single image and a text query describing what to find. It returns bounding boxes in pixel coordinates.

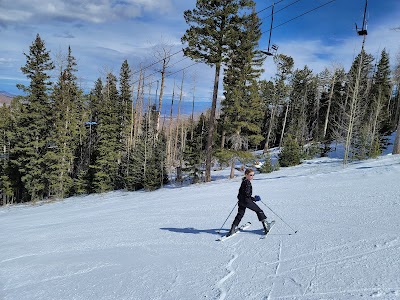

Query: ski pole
[260,200,298,234]
[217,202,238,234]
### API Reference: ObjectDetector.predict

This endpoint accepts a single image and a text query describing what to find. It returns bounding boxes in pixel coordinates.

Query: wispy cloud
[0,0,174,25]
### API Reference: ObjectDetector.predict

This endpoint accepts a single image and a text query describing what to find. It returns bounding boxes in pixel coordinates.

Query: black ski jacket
[237,177,255,205]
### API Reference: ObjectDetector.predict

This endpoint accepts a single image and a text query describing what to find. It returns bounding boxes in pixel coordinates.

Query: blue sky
[0,0,399,114]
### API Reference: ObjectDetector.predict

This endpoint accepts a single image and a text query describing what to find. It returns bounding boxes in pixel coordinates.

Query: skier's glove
[254,195,261,202]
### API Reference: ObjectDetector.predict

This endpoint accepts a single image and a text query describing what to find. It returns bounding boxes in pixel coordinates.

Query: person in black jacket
[227,168,269,236]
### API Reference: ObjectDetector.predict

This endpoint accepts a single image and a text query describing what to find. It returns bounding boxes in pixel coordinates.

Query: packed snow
[1,153,400,300]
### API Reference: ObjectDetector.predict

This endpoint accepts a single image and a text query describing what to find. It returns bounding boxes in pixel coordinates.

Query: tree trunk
[344,36,366,165]
[323,72,337,139]
[393,117,400,154]
[205,62,221,182]
[264,105,276,152]
[230,158,235,179]
[157,57,167,133]
[279,102,289,148]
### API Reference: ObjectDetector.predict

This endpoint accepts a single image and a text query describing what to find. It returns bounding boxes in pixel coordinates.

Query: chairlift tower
[261,2,279,57]
[355,0,368,36]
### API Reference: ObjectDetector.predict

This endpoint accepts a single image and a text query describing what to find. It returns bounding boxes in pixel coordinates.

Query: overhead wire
[131,0,336,88]
[259,0,303,22]
[131,1,290,77]
[256,0,285,14]
[262,0,336,35]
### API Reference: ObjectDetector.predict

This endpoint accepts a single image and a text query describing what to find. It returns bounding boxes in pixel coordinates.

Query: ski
[260,220,275,239]
[216,222,251,241]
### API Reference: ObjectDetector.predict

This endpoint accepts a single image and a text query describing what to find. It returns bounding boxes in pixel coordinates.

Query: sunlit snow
[1,151,400,299]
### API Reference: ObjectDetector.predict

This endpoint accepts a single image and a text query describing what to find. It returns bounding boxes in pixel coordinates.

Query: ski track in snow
[265,237,400,278]
[266,240,283,300]
[216,253,239,300]
[1,154,400,299]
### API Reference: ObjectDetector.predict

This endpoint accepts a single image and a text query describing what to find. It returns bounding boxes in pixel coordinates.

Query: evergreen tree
[118,60,133,189]
[318,67,346,155]
[184,113,208,183]
[0,104,13,205]
[343,49,374,162]
[259,152,273,173]
[46,46,82,198]
[263,54,294,151]
[279,134,301,167]
[368,49,392,141]
[126,140,145,191]
[219,4,264,178]
[92,73,120,193]
[182,0,256,182]
[12,34,55,201]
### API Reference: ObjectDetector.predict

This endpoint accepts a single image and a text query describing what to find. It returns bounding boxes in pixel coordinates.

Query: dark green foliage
[184,115,207,183]
[118,60,133,189]
[220,6,264,150]
[46,46,82,198]
[125,141,145,191]
[143,133,169,191]
[12,34,55,201]
[183,113,209,183]
[369,137,381,158]
[182,0,256,181]
[279,134,301,167]
[286,66,316,146]
[91,73,121,193]
[259,152,273,173]
[302,143,321,160]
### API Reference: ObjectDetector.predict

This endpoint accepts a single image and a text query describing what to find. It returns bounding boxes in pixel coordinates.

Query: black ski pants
[232,200,266,226]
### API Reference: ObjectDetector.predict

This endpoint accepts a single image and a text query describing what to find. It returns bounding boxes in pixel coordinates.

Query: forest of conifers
[1,0,399,205]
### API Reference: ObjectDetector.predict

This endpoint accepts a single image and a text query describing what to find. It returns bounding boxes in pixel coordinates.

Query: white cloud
[260,12,400,82]
[0,0,174,24]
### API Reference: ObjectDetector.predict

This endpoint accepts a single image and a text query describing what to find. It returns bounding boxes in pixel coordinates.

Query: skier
[227,168,270,236]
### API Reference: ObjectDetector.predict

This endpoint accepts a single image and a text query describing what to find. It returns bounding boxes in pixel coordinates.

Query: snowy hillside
[1,154,400,300]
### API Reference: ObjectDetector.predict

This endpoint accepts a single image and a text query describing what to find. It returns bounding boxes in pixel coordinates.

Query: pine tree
[286,66,315,145]
[343,49,374,163]
[184,113,207,183]
[219,4,264,178]
[318,67,346,155]
[12,34,55,201]
[46,46,82,199]
[182,0,256,182]
[259,152,273,173]
[92,73,120,193]
[0,104,13,205]
[118,60,133,189]
[368,49,392,149]
[272,55,295,148]
[279,134,301,167]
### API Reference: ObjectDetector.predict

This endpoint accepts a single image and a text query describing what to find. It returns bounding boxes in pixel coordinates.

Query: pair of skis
[216,221,275,241]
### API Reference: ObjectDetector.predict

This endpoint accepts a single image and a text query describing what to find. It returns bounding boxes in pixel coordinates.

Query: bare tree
[153,43,172,133]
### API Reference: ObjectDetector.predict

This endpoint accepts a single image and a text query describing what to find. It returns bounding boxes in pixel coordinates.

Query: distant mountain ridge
[0,91,15,98]
[0,91,14,106]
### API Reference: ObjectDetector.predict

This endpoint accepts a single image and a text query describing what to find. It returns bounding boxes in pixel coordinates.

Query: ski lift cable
[262,0,336,35]
[132,49,184,75]
[256,0,285,14]
[260,0,304,22]
[130,1,336,85]
[141,62,201,89]
[132,56,195,85]
[131,0,306,76]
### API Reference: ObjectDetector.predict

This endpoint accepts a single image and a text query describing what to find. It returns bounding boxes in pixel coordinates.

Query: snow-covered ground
[1,153,400,300]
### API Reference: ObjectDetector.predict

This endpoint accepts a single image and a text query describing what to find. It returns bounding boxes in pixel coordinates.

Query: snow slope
[1,154,400,300]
